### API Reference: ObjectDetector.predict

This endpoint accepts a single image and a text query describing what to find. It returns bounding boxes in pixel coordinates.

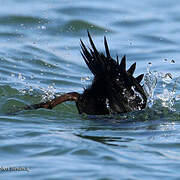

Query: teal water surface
[0,0,180,179]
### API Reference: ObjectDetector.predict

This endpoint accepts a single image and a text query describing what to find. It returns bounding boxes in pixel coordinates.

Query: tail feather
[136,74,144,83]
[104,36,111,59]
[80,32,145,87]
[81,33,108,76]
[80,32,147,113]
[81,32,128,77]
[80,39,99,75]
[116,55,119,65]
[119,55,126,73]
[127,62,136,75]
[87,31,99,58]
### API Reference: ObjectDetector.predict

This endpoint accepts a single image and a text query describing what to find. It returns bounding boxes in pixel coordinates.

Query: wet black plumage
[76,32,147,114]
[18,32,147,115]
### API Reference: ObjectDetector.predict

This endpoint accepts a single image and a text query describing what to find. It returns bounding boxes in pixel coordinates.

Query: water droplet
[41,25,46,30]
[176,95,180,101]
[81,76,90,83]
[30,75,34,79]
[18,73,25,81]
[162,73,172,84]
[171,59,175,64]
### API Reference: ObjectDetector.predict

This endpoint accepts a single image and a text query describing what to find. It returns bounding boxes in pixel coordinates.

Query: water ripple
[0,15,48,26]
[0,0,180,179]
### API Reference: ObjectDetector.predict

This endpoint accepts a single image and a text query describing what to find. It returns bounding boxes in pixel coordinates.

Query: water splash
[143,61,180,111]
[156,73,175,110]
[143,62,157,107]
[41,85,56,101]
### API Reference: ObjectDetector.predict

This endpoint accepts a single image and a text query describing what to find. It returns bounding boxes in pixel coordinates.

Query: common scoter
[22,32,147,115]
